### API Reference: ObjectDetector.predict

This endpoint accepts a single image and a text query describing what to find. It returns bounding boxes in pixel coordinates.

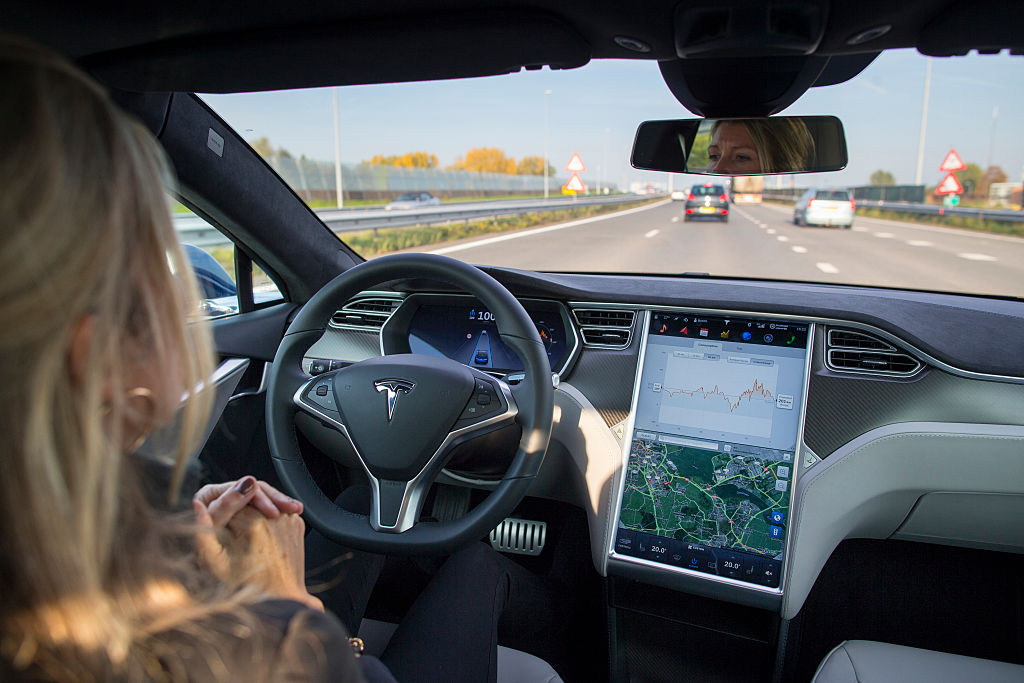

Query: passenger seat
[812,640,1024,682]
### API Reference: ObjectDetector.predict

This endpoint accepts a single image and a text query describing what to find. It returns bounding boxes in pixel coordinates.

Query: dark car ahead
[684,183,729,222]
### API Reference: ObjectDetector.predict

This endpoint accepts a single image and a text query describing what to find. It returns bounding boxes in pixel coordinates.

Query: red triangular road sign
[565,153,586,173]
[938,149,966,172]
[564,173,586,192]
[934,172,963,195]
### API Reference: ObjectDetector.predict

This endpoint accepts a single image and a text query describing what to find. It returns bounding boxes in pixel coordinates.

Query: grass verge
[340,198,663,258]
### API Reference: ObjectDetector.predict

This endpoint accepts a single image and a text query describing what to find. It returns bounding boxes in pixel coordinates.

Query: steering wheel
[266,253,554,554]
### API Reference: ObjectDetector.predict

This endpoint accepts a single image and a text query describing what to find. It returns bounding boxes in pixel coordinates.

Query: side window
[174,201,283,318]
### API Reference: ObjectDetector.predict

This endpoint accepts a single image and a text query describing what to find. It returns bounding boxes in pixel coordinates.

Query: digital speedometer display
[407,301,569,374]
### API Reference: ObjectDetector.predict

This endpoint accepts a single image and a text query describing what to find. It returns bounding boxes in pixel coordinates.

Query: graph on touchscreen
[658,353,780,438]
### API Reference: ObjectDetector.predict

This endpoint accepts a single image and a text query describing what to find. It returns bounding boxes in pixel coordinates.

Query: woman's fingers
[203,476,260,528]
[193,500,230,578]
[258,480,303,515]
[193,477,302,527]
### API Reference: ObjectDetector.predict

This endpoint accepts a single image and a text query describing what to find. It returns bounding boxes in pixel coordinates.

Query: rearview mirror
[631,116,847,175]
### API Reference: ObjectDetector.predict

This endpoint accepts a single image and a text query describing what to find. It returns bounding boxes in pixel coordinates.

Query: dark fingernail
[236,477,255,495]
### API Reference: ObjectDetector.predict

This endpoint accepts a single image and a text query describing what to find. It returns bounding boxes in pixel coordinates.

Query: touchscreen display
[407,301,567,374]
[613,312,810,589]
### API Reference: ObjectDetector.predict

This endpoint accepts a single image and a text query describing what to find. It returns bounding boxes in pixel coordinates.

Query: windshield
[200,50,1023,299]
[693,186,727,196]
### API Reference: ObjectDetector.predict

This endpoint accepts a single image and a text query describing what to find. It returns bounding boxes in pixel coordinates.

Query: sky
[202,50,1024,191]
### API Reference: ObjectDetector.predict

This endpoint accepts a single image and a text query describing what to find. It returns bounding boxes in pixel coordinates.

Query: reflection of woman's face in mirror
[707,122,762,174]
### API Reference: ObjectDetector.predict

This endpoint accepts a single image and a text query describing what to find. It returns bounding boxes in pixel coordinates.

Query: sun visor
[918,0,1024,56]
[83,10,590,93]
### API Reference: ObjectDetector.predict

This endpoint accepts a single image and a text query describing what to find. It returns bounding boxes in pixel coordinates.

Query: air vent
[580,328,631,347]
[826,327,922,377]
[573,309,635,328]
[572,307,636,349]
[330,295,402,331]
[827,329,895,351]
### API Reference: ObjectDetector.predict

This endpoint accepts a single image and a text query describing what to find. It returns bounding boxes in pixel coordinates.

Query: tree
[363,151,439,168]
[979,165,1008,198]
[516,156,555,177]
[960,163,984,197]
[248,137,295,159]
[870,169,895,186]
[249,137,274,157]
[449,147,516,174]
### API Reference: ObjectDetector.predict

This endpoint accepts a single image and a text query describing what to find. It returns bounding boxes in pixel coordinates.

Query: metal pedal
[490,518,547,556]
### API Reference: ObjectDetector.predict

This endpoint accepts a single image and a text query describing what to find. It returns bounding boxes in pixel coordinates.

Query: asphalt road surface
[429,199,1024,299]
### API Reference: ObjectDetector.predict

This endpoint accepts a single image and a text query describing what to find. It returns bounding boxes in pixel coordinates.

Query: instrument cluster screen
[407,301,569,374]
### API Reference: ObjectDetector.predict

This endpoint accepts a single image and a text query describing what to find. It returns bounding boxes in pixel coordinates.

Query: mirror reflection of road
[431,199,1024,299]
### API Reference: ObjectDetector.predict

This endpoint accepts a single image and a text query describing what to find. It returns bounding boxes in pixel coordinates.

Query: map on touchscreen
[619,441,790,558]
[613,312,809,589]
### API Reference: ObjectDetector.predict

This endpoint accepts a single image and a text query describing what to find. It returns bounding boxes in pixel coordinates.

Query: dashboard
[299,273,1024,618]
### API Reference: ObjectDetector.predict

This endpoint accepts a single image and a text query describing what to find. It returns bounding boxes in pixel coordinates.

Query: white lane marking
[757,222,767,228]
[907,240,933,247]
[855,214,1024,244]
[767,228,777,235]
[430,199,671,254]
[958,253,997,261]
[671,216,680,223]
[874,232,894,238]
[852,226,868,232]
[816,262,839,274]
[645,229,660,238]
[777,235,789,242]
[792,246,808,253]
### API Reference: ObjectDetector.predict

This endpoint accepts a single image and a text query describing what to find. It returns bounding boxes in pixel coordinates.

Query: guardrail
[861,200,1024,223]
[175,194,659,248]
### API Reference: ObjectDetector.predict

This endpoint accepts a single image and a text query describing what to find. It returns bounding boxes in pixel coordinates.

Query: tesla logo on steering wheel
[373,379,415,422]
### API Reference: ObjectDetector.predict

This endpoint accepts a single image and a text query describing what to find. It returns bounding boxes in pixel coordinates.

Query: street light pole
[986,105,999,169]
[914,57,932,186]
[333,87,344,208]
[602,127,610,194]
[543,89,551,200]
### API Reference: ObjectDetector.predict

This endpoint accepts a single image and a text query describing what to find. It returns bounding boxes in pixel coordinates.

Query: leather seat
[812,640,1024,683]
[358,618,563,683]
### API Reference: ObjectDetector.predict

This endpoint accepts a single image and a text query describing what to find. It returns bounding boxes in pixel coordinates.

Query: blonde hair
[711,118,815,173]
[0,36,283,679]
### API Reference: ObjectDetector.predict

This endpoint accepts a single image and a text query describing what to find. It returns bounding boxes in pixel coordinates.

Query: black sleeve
[251,600,368,683]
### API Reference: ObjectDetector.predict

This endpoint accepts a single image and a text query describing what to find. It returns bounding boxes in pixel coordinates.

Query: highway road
[428,199,1024,299]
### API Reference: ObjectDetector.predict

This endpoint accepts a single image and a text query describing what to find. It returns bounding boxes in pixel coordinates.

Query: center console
[608,309,812,606]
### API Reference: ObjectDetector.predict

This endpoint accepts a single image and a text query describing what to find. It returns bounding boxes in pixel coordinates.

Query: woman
[0,37,364,681]
[706,118,815,174]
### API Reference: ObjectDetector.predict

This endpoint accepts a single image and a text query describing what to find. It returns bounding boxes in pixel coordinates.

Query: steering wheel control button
[307,379,337,411]
[459,378,504,423]
[309,359,330,375]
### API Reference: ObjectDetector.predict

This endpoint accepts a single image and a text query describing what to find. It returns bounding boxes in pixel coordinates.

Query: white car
[794,188,855,228]
[385,192,441,210]
[670,190,686,201]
